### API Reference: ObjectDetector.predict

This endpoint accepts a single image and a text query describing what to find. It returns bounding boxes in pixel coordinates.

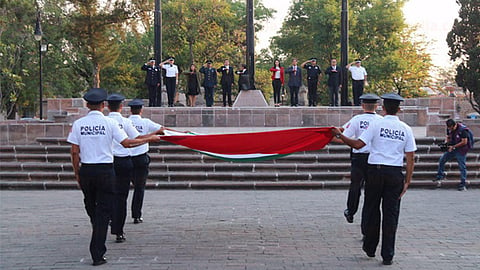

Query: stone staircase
[0,137,479,190]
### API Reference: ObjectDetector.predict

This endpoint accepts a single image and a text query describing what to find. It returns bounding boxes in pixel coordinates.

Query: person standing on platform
[236,64,249,91]
[184,64,201,107]
[269,59,285,107]
[159,57,179,107]
[67,88,160,266]
[217,59,234,107]
[301,58,322,106]
[141,58,161,107]
[332,93,416,266]
[107,93,152,243]
[346,59,368,106]
[200,60,217,107]
[324,58,342,107]
[285,58,302,107]
[340,94,383,235]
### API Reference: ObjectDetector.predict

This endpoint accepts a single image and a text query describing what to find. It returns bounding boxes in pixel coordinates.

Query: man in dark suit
[325,58,343,107]
[285,58,302,107]
[217,59,234,107]
[141,58,161,107]
[200,60,218,107]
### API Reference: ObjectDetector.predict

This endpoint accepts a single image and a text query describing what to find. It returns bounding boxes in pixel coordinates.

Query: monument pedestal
[233,90,268,107]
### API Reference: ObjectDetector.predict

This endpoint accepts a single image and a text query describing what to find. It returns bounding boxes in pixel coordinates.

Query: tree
[66,0,131,88]
[447,0,480,113]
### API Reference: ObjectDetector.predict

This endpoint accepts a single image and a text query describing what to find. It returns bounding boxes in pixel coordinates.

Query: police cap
[359,93,380,104]
[128,98,144,108]
[167,56,175,61]
[83,88,107,105]
[106,93,125,103]
[206,59,213,64]
[381,93,404,102]
[149,57,155,62]
[355,59,362,63]
[310,57,317,62]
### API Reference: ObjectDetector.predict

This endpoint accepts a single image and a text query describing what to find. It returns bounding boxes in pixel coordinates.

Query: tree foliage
[447,0,480,113]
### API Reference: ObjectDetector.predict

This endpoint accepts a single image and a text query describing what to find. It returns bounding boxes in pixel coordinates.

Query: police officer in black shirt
[301,58,322,106]
[141,58,161,107]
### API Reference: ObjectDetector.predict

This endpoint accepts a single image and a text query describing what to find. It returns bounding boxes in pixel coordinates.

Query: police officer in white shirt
[159,57,179,107]
[106,93,143,243]
[341,94,383,233]
[67,88,161,266]
[332,93,416,266]
[346,59,368,106]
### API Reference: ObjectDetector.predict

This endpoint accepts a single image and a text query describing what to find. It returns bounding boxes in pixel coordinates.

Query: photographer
[435,119,471,191]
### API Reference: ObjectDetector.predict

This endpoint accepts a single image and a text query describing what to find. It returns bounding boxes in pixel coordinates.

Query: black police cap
[310,57,317,62]
[359,93,380,104]
[149,57,155,62]
[128,99,144,107]
[106,93,125,103]
[381,93,404,102]
[206,60,213,64]
[83,88,107,105]
[355,59,362,63]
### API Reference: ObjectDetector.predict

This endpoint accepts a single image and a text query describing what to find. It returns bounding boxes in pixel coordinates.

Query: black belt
[114,156,131,160]
[368,164,402,169]
[351,153,369,156]
[131,153,148,158]
[352,79,364,81]
[81,163,113,168]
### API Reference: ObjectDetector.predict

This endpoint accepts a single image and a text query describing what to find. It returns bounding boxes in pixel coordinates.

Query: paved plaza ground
[1,189,479,270]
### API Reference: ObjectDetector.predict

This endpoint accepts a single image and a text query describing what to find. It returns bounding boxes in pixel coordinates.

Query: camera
[437,143,452,152]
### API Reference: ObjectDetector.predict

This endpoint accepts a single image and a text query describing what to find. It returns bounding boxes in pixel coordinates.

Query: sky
[256,0,460,68]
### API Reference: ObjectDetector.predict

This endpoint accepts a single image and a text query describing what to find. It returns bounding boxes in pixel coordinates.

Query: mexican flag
[161,127,334,162]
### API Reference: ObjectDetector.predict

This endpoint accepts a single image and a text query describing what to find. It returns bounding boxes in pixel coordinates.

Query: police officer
[341,94,383,230]
[67,88,160,266]
[106,93,141,243]
[141,58,161,107]
[332,93,417,265]
[301,58,322,106]
[199,60,218,107]
[127,99,163,224]
[346,59,368,106]
[159,57,179,107]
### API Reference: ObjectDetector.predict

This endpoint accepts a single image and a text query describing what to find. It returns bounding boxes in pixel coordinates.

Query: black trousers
[221,83,232,106]
[79,163,115,262]
[307,79,318,106]
[328,84,339,106]
[362,165,404,261]
[347,153,369,234]
[352,80,364,106]
[289,86,299,106]
[204,86,214,107]
[131,153,150,219]
[165,77,176,106]
[147,84,160,107]
[272,79,282,104]
[112,156,133,235]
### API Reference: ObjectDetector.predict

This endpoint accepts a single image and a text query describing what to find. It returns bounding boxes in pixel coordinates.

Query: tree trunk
[92,63,101,88]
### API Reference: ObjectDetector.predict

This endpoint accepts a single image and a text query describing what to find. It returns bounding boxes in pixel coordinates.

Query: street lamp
[34,12,47,120]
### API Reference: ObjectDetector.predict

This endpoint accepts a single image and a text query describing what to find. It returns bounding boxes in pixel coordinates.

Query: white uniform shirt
[359,115,417,167]
[129,115,162,156]
[348,66,367,80]
[107,112,140,157]
[342,113,383,154]
[67,111,128,164]
[162,64,179,78]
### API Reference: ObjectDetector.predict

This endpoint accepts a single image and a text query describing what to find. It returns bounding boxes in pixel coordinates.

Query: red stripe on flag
[160,127,334,155]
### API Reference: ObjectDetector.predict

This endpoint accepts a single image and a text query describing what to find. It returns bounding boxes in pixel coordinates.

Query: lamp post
[340,0,349,106]
[34,12,44,120]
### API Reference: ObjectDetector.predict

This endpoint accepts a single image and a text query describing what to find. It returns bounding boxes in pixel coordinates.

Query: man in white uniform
[341,94,383,233]
[332,93,416,266]
[159,57,179,107]
[67,88,160,266]
[346,59,368,106]
[106,93,141,243]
